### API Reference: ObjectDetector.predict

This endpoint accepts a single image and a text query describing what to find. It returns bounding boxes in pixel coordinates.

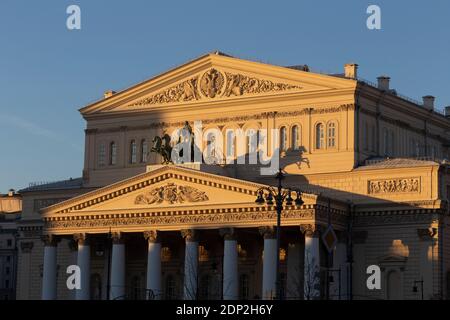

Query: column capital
[74,233,90,246]
[20,241,34,253]
[219,228,236,241]
[111,232,124,244]
[417,228,437,241]
[300,224,320,238]
[144,230,159,243]
[67,239,78,252]
[336,230,349,243]
[259,226,275,239]
[41,234,59,247]
[181,229,197,242]
[352,230,368,244]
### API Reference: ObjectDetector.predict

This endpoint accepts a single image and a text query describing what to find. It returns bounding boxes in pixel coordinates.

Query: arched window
[389,131,395,156]
[291,125,300,150]
[239,274,250,300]
[226,130,235,158]
[130,140,137,164]
[363,122,368,151]
[327,122,336,148]
[165,275,176,300]
[98,143,106,167]
[247,129,258,154]
[315,123,324,149]
[110,142,117,165]
[383,129,389,156]
[280,126,287,151]
[141,139,148,163]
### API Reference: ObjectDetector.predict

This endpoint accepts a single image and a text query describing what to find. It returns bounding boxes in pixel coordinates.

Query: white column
[182,229,198,300]
[260,227,277,300]
[42,235,58,300]
[75,233,90,300]
[331,232,348,300]
[144,230,161,300]
[67,239,78,300]
[286,242,303,299]
[418,228,437,300]
[110,232,126,300]
[220,228,238,300]
[302,225,321,300]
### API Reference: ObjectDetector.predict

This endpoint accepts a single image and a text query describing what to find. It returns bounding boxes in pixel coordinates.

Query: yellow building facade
[15,52,450,300]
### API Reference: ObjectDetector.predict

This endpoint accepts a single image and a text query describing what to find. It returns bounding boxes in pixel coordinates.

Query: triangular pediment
[80,52,356,115]
[41,165,307,216]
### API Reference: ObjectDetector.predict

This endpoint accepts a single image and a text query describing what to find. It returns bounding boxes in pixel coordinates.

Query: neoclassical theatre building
[15,52,450,300]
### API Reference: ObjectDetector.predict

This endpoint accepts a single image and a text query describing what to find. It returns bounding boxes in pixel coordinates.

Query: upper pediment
[80,52,356,115]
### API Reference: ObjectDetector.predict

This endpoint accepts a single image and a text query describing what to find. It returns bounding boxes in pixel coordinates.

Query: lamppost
[255,168,304,300]
[413,279,424,300]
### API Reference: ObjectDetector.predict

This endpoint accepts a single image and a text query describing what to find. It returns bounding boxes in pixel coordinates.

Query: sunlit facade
[14,52,450,300]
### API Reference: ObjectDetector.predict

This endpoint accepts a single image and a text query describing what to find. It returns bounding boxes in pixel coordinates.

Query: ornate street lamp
[413,279,424,300]
[255,168,304,300]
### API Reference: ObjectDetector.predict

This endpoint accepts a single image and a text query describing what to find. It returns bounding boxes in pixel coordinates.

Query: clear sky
[1,0,449,193]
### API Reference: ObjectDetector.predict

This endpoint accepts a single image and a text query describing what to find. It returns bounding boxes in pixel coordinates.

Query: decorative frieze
[368,177,420,194]
[353,211,438,226]
[128,68,302,107]
[134,183,209,205]
[45,208,316,231]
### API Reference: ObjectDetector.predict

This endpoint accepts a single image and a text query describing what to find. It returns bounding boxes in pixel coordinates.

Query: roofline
[78,51,356,116]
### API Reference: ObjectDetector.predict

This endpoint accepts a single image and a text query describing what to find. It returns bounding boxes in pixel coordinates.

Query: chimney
[445,106,450,118]
[104,90,116,99]
[422,95,435,110]
[377,76,390,91]
[344,63,358,79]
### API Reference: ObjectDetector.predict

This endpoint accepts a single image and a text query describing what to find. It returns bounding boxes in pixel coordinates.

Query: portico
[40,165,348,300]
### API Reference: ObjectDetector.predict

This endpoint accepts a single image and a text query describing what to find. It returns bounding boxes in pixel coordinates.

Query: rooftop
[355,157,442,170]
[20,177,83,193]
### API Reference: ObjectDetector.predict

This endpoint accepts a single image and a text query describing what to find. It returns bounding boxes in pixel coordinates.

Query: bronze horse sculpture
[151,134,172,164]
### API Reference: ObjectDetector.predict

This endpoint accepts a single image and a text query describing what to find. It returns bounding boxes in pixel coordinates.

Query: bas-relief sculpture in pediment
[128,68,303,107]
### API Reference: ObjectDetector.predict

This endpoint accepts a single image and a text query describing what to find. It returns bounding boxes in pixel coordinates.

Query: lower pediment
[41,165,273,216]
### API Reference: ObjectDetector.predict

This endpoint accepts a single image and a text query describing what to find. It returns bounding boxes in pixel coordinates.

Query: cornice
[41,165,319,216]
[357,84,450,129]
[44,206,317,234]
[86,103,356,134]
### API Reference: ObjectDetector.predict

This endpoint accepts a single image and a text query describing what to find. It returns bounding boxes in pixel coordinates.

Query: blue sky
[1,0,449,193]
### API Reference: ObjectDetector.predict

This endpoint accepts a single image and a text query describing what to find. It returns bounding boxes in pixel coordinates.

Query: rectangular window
[7,239,12,247]
[110,142,117,165]
[98,143,106,167]
[141,140,148,163]
[371,125,376,152]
